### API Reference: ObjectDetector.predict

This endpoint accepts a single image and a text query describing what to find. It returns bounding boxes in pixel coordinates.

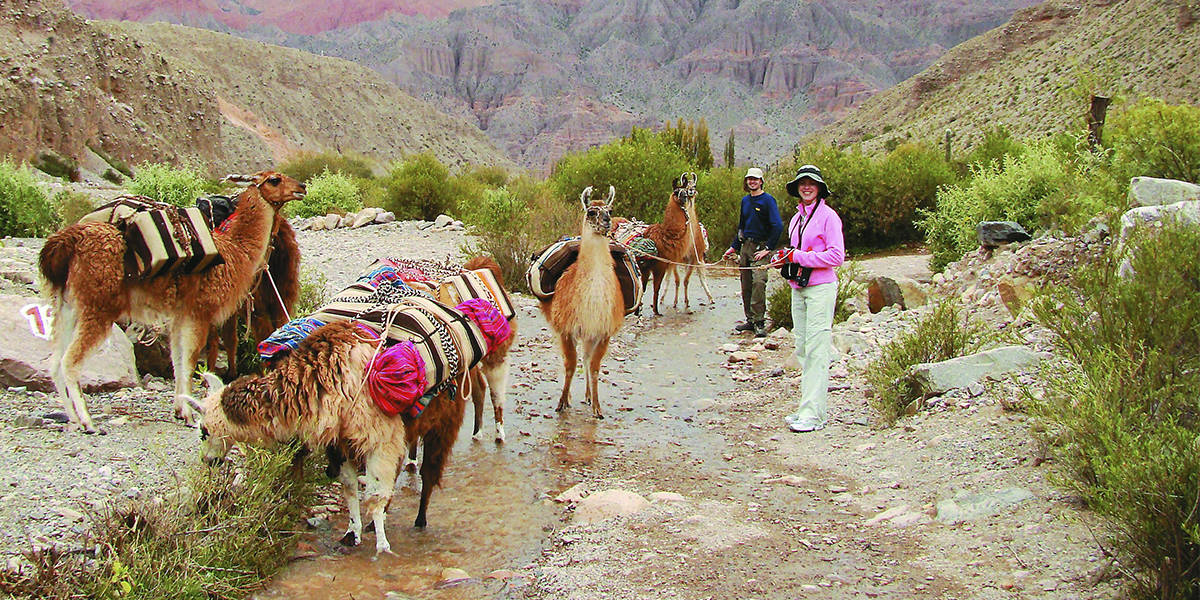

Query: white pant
[790,282,837,424]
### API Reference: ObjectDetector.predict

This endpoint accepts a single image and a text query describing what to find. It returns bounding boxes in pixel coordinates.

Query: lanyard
[789,199,822,247]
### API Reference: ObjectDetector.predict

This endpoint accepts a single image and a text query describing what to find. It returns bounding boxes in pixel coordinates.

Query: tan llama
[639,173,696,316]
[38,171,306,433]
[672,173,714,311]
[541,186,624,419]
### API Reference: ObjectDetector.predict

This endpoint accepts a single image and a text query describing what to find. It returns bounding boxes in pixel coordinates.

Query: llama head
[672,172,697,209]
[579,185,615,236]
[192,372,234,465]
[194,372,275,465]
[230,171,307,210]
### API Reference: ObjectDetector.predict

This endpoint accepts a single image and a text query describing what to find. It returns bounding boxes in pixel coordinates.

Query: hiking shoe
[788,418,825,433]
[783,413,801,426]
[734,321,755,332]
[754,325,768,338]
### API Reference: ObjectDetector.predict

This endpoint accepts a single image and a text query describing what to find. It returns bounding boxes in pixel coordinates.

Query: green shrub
[765,261,867,331]
[964,124,1026,170]
[0,160,58,237]
[920,142,1072,271]
[53,190,94,226]
[866,298,992,426]
[1107,98,1200,184]
[0,445,321,599]
[101,168,124,185]
[89,143,133,178]
[381,153,455,221]
[696,166,748,259]
[1030,220,1200,599]
[460,177,577,292]
[126,163,209,207]
[294,266,330,317]
[278,150,375,183]
[548,133,693,223]
[287,169,362,218]
[32,150,79,182]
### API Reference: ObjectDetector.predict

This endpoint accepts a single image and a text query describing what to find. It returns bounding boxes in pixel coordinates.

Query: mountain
[808,0,1200,154]
[0,0,510,180]
[63,0,494,35]
[63,0,1039,172]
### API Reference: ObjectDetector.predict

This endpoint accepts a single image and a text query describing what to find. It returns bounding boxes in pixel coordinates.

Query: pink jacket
[782,201,845,288]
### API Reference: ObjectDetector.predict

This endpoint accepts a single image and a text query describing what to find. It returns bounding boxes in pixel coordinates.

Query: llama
[39,171,305,433]
[671,175,714,311]
[192,321,418,555]
[639,174,696,316]
[207,213,300,379]
[541,186,624,418]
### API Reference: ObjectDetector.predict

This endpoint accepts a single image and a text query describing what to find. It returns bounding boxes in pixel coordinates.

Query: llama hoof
[495,427,506,444]
[402,459,417,473]
[413,517,427,529]
[373,545,396,559]
[339,531,360,546]
[471,430,485,442]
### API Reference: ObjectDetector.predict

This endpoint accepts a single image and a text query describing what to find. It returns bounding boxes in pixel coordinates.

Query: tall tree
[724,129,735,167]
[696,118,713,170]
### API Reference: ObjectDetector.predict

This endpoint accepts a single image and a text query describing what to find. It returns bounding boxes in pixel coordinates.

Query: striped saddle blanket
[526,237,643,315]
[78,195,223,279]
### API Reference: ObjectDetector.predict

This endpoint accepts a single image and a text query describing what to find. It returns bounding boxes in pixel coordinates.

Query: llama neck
[662,197,687,231]
[217,189,275,269]
[578,227,615,274]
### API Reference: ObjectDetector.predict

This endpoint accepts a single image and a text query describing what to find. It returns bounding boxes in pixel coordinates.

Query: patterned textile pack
[526,236,643,315]
[78,195,224,278]
[612,218,658,258]
[438,268,516,320]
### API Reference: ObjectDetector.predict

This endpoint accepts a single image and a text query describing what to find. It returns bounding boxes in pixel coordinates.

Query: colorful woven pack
[366,341,429,417]
[455,298,512,353]
[257,317,327,361]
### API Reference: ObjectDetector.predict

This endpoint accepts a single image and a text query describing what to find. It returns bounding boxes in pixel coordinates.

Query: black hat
[786,164,831,199]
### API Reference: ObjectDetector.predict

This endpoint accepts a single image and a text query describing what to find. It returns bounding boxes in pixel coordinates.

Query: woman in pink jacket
[771,165,845,433]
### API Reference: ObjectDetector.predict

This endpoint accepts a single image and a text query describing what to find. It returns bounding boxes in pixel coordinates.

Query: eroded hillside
[811,0,1200,152]
[0,0,511,178]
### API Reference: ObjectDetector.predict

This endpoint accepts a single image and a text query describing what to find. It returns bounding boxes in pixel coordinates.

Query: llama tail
[463,255,505,288]
[38,226,79,297]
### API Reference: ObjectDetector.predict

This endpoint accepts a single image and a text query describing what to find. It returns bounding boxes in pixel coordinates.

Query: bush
[0,445,321,599]
[0,160,58,237]
[126,163,209,207]
[53,190,94,226]
[696,166,749,259]
[381,153,455,221]
[765,261,867,331]
[1107,98,1200,184]
[287,169,363,218]
[32,150,79,182]
[460,177,577,292]
[1030,220,1200,599]
[294,266,330,317]
[278,151,374,183]
[964,124,1026,170]
[548,133,694,223]
[866,298,992,426]
[920,142,1072,271]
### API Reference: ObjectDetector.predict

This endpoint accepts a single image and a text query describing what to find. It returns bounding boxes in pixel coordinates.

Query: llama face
[672,172,697,209]
[194,373,236,465]
[584,201,612,235]
[252,171,307,207]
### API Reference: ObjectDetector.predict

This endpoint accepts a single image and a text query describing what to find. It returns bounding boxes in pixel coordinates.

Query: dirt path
[256,254,1117,599]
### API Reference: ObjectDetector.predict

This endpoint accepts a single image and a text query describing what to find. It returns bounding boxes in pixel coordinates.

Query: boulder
[433,214,454,228]
[831,330,870,355]
[995,276,1035,316]
[936,487,1034,523]
[977,221,1031,248]
[573,489,649,524]
[867,276,905,313]
[374,211,396,224]
[123,323,173,378]
[0,295,138,392]
[323,213,341,230]
[1119,200,1200,240]
[351,208,380,228]
[1127,177,1200,207]
[893,276,927,309]
[907,345,1047,397]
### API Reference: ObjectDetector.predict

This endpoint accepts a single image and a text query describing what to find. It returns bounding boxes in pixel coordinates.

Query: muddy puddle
[257,278,743,599]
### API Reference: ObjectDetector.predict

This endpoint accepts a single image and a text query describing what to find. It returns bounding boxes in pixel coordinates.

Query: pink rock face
[65,0,495,35]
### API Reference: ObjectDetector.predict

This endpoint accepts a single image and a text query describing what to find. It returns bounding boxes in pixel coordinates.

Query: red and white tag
[21,304,52,341]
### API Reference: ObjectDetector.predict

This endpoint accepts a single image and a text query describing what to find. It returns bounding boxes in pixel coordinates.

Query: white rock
[648,491,686,504]
[572,489,649,524]
[323,214,340,230]
[555,483,588,504]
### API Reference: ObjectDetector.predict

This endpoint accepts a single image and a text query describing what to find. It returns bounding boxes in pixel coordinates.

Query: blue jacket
[730,192,784,251]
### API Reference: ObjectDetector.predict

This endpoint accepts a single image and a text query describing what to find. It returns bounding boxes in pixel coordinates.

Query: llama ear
[184,394,205,416]
[605,186,615,208]
[580,186,593,210]
[201,372,225,397]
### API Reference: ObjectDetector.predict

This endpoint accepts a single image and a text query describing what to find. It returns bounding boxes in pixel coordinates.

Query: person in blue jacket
[722,167,784,337]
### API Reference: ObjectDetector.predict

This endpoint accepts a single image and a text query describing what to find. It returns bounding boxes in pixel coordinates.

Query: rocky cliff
[1,0,510,179]
[64,0,1039,172]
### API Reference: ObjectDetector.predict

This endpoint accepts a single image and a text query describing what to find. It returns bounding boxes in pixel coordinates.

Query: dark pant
[738,240,769,326]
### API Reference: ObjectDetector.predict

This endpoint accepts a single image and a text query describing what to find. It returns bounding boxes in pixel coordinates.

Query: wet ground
[257,275,742,599]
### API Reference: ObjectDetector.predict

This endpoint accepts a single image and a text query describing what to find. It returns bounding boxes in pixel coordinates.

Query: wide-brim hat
[786,164,830,199]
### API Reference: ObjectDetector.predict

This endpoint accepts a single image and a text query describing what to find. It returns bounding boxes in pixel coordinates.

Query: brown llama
[39,171,305,433]
[540,186,625,419]
[639,173,696,316]
[206,213,300,379]
[671,175,714,311]
[192,320,458,555]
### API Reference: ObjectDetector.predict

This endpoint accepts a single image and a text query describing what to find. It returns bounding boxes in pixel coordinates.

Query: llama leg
[671,265,681,309]
[403,440,418,473]
[486,360,509,443]
[363,450,399,556]
[556,333,577,412]
[682,265,693,312]
[337,461,363,547]
[585,337,610,419]
[698,263,714,305]
[170,320,205,426]
[415,426,453,528]
[651,265,665,316]
[470,369,488,442]
[60,313,116,434]
[220,318,239,379]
